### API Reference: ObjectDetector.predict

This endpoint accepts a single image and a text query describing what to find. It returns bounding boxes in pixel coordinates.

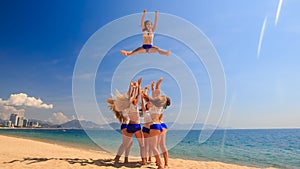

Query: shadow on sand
[3,157,157,168]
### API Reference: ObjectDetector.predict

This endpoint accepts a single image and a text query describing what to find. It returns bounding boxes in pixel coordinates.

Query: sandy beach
[0,134,275,169]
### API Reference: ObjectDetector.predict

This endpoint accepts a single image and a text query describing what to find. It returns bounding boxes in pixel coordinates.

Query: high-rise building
[5,121,12,127]
[17,117,24,127]
[23,119,28,127]
[9,114,18,127]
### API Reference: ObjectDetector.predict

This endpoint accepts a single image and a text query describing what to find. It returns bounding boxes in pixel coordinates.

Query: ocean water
[0,128,299,169]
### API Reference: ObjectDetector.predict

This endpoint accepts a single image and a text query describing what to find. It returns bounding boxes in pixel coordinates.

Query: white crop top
[142,29,154,45]
[143,111,153,123]
[127,104,140,122]
[148,105,164,115]
[121,108,130,123]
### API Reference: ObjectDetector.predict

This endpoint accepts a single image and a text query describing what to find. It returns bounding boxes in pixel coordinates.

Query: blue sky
[0,0,299,128]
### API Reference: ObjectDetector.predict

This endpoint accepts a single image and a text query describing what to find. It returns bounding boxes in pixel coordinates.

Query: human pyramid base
[107,77,171,169]
[107,9,172,169]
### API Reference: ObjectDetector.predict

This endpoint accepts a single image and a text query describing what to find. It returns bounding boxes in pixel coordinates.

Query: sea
[0,128,299,169]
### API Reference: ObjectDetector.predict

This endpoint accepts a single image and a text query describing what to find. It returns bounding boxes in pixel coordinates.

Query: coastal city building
[4,114,38,128]
[5,121,12,127]
[9,114,18,127]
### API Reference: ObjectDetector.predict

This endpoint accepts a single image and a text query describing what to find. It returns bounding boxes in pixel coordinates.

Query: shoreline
[0,134,276,169]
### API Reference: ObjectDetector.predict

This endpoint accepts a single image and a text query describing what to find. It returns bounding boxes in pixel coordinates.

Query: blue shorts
[142,127,150,134]
[142,44,152,53]
[127,123,142,133]
[161,123,168,129]
[150,124,163,132]
[120,123,128,130]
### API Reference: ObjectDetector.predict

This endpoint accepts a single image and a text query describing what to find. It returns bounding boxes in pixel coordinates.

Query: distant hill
[58,120,121,129]
[0,117,221,130]
[28,119,54,128]
[59,119,101,129]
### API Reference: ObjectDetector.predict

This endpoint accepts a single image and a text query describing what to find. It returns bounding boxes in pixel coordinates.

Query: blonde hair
[113,90,130,112]
[106,98,124,123]
[149,95,167,108]
[106,90,131,123]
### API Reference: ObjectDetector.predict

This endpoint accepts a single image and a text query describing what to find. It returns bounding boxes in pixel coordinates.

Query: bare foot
[142,158,147,165]
[113,159,119,165]
[166,50,171,56]
[157,164,164,169]
[120,50,128,56]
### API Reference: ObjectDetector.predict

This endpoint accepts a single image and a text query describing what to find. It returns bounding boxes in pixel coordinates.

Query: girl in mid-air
[120,10,171,57]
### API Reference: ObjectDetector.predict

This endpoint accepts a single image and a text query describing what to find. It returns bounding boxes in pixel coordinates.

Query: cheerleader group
[107,77,171,169]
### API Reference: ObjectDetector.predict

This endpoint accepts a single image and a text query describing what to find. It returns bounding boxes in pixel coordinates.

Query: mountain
[59,119,101,129]
[28,119,54,128]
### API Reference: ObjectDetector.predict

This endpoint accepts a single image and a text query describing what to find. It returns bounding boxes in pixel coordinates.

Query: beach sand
[0,134,275,169]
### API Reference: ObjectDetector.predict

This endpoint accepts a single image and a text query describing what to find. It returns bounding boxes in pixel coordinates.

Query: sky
[0,0,299,129]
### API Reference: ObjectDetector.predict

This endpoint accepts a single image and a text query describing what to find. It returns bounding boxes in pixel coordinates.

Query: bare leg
[148,47,171,56]
[120,47,146,56]
[144,132,152,162]
[114,132,133,164]
[149,130,163,169]
[159,129,168,168]
[134,130,146,164]
[124,140,133,163]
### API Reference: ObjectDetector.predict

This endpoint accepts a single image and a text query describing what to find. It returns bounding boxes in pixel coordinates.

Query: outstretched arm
[151,80,155,98]
[127,81,133,96]
[141,90,146,112]
[133,83,141,106]
[152,10,158,32]
[141,9,147,30]
[141,86,149,113]
[142,91,150,102]
[129,83,137,103]
[155,77,163,91]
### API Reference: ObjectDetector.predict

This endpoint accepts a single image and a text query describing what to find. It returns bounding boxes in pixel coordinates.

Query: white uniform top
[148,105,164,115]
[127,104,140,122]
[143,111,153,124]
[148,105,164,123]
[121,108,130,124]
[142,29,154,45]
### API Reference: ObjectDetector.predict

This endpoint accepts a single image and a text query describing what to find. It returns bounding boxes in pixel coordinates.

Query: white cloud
[47,112,71,124]
[1,93,53,109]
[0,105,25,120]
